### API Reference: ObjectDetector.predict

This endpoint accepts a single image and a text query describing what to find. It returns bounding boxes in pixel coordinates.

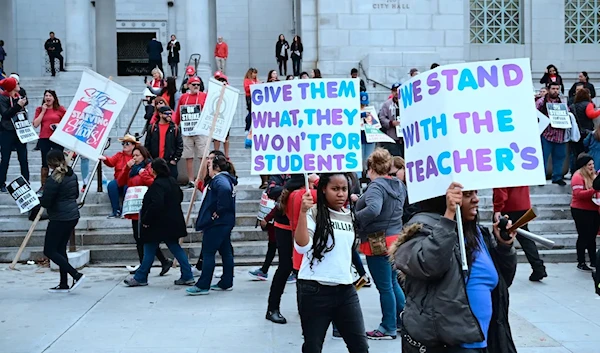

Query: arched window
[470,0,522,44]
[565,0,600,43]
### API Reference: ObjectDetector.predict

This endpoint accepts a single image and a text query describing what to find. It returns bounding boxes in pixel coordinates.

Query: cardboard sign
[122,186,148,216]
[547,103,571,129]
[192,78,240,142]
[7,176,39,213]
[50,69,131,161]
[362,106,395,143]
[399,58,546,203]
[257,192,276,221]
[180,105,202,136]
[12,112,38,143]
[251,78,362,174]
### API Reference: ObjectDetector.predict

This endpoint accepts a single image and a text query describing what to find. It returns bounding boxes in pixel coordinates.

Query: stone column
[65,0,92,71]
[0,0,15,73]
[185,0,213,80]
[95,0,118,76]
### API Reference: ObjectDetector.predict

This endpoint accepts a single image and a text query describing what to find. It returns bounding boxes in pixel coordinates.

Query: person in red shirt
[98,134,136,218]
[173,76,207,188]
[493,186,547,281]
[214,36,228,74]
[33,89,66,190]
[570,154,600,272]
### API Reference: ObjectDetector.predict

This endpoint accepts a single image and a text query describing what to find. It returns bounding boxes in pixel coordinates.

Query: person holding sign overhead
[378,82,403,158]
[391,183,518,353]
[33,90,66,192]
[0,77,28,193]
[145,106,183,179]
[537,82,568,186]
[173,76,207,188]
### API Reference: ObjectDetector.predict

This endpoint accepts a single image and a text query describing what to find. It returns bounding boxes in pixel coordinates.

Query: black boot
[266,310,287,324]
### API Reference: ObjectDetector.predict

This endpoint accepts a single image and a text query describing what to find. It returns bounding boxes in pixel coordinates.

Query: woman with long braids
[41,150,86,293]
[295,173,369,353]
[391,182,518,353]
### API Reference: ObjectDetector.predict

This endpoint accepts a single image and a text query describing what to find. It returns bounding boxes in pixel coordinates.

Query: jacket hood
[216,171,238,186]
[372,177,403,202]
[388,212,442,268]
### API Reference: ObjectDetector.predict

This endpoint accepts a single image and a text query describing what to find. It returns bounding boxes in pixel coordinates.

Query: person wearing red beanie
[0,77,29,192]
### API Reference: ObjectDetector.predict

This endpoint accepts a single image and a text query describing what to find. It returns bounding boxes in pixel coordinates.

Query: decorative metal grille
[470,0,521,44]
[565,0,600,43]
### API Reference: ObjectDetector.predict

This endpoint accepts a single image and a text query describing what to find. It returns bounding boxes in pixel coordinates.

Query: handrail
[187,53,201,73]
[124,98,145,135]
[358,61,391,91]
[78,138,112,209]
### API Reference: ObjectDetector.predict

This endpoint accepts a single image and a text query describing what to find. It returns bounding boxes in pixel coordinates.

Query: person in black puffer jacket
[40,150,86,293]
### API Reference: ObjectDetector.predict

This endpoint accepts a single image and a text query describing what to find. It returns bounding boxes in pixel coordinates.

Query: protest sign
[180,104,202,136]
[362,106,395,143]
[12,112,39,144]
[257,192,276,221]
[251,78,362,174]
[50,69,131,161]
[192,78,239,142]
[122,186,148,216]
[7,176,39,213]
[546,103,571,129]
[399,58,546,203]
[537,110,550,134]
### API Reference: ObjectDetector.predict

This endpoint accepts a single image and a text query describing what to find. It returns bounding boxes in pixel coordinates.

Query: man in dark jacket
[379,82,403,157]
[44,32,65,76]
[146,38,164,74]
[144,106,183,178]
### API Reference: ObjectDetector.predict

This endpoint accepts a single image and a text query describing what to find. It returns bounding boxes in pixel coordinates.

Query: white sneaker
[126,265,140,272]
[70,274,87,292]
[192,267,202,277]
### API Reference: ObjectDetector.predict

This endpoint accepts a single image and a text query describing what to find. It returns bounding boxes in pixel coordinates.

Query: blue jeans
[541,136,567,182]
[366,255,405,334]
[107,179,127,214]
[195,225,234,290]
[80,157,90,183]
[134,241,193,283]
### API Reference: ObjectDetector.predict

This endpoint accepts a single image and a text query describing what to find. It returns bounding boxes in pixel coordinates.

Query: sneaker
[286,273,297,284]
[81,184,87,193]
[107,211,121,219]
[183,182,194,189]
[0,186,7,193]
[210,284,233,291]
[332,329,343,340]
[186,286,210,295]
[70,274,87,292]
[552,179,567,186]
[124,277,148,287]
[248,268,268,281]
[578,263,593,272]
[48,285,70,293]
[529,270,548,282]
[160,259,173,276]
[174,278,195,286]
[126,265,140,272]
[366,329,396,340]
[192,267,202,277]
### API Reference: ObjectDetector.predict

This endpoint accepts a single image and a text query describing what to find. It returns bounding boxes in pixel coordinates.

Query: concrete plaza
[0,263,598,353]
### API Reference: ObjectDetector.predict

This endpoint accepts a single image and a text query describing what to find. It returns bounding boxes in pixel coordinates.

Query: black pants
[195,242,235,270]
[168,162,178,179]
[277,58,288,76]
[267,227,293,311]
[571,207,599,264]
[401,337,486,353]
[38,138,64,168]
[132,220,169,265]
[504,210,546,274]
[0,130,29,186]
[43,219,80,287]
[149,59,163,74]
[260,240,277,274]
[298,280,369,353]
[49,53,65,75]
[292,57,301,76]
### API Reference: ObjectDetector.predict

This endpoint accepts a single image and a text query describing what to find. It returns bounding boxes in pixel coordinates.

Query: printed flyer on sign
[180,105,202,136]
[7,176,40,213]
[361,106,395,143]
[251,78,362,174]
[50,69,131,161]
[257,192,276,221]
[399,58,546,203]
[546,102,571,129]
[192,78,239,142]
[12,112,39,143]
[121,186,148,216]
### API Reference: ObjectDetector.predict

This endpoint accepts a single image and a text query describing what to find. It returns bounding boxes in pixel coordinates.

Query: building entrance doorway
[117,32,156,76]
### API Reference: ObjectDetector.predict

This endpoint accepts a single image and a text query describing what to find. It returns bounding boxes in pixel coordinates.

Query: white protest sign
[7,176,39,213]
[547,103,571,129]
[180,104,202,136]
[50,69,131,161]
[399,58,546,203]
[12,112,38,143]
[257,192,276,221]
[122,186,148,216]
[537,110,550,134]
[192,78,239,142]
[251,78,362,175]
[362,106,395,143]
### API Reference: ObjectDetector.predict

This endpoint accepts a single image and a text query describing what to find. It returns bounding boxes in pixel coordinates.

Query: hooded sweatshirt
[355,177,406,254]
[195,171,238,231]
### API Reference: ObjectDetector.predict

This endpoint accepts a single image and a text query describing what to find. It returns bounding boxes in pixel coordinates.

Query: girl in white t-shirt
[295,173,369,352]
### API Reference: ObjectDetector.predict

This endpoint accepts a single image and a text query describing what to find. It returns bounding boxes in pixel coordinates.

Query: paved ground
[0,263,598,353]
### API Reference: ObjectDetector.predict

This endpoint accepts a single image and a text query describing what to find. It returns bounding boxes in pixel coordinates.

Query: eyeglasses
[190,83,200,87]
[122,142,133,146]
[388,171,398,176]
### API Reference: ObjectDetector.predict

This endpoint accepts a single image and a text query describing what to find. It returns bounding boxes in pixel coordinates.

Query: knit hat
[0,77,17,92]
[158,106,173,114]
[9,74,20,83]
[186,65,195,76]
[360,91,369,105]
[576,154,594,171]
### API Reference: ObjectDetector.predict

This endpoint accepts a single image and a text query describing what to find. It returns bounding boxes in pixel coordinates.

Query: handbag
[367,230,388,256]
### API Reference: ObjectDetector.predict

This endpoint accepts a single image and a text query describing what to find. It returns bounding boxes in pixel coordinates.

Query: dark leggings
[38,138,64,168]
[267,227,293,311]
[43,219,80,287]
[132,220,169,265]
[277,58,287,76]
[261,241,278,274]
[571,207,600,265]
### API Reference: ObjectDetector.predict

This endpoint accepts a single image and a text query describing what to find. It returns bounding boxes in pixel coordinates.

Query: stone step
[478,206,572,221]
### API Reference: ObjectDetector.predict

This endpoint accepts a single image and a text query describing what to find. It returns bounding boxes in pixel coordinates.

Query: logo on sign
[62,88,115,148]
